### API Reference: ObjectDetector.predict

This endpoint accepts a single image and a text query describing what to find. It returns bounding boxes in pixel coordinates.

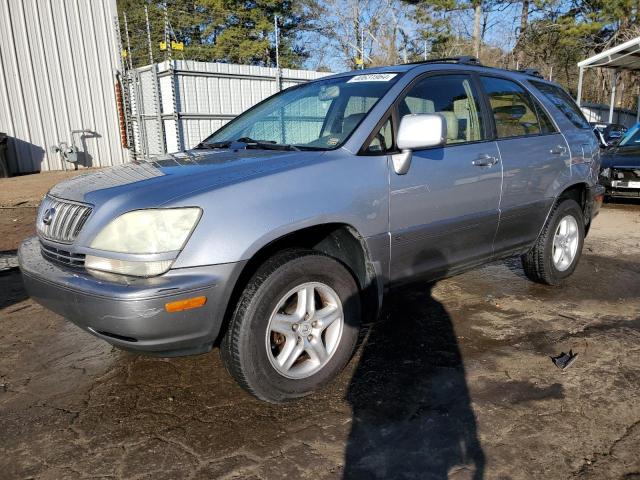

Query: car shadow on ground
[0,269,29,311]
[343,282,484,480]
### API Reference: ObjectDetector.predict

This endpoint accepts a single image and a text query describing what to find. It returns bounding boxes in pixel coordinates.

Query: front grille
[41,243,86,268]
[37,196,92,244]
[613,168,640,181]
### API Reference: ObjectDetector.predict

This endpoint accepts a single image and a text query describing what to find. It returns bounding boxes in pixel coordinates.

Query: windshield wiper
[235,137,300,151]
[195,137,300,151]
[194,141,231,149]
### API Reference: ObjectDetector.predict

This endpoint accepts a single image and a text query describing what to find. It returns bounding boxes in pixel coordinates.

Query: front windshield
[619,123,640,147]
[201,73,401,150]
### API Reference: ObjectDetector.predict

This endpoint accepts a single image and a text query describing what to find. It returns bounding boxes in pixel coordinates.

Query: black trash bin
[0,132,8,178]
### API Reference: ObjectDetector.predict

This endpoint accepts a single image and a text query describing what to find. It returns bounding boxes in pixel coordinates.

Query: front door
[388,73,502,282]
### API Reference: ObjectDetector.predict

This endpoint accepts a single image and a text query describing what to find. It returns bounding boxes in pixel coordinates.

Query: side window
[480,76,541,138]
[365,117,393,154]
[534,101,557,134]
[531,81,591,129]
[399,74,484,145]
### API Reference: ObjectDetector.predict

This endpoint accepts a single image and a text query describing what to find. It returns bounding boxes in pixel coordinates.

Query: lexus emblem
[42,208,56,226]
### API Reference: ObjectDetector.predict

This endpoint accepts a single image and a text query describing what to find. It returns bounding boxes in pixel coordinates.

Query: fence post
[113,14,137,160]
[609,69,619,124]
[164,4,182,152]
[152,64,167,153]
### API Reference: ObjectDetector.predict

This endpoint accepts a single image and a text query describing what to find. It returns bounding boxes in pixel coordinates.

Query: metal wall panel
[0,0,128,173]
[581,104,638,127]
[133,60,330,154]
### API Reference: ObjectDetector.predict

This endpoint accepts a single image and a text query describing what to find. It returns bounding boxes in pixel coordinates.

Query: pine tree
[117,0,310,68]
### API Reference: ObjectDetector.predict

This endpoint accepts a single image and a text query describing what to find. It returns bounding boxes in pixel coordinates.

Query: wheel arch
[557,181,594,234]
[558,182,588,211]
[533,181,591,245]
[215,223,382,345]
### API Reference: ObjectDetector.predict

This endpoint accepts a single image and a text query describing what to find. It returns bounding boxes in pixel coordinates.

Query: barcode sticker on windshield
[347,73,397,83]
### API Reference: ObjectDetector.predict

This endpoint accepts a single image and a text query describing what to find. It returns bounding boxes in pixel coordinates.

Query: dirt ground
[0,172,639,479]
[0,170,92,251]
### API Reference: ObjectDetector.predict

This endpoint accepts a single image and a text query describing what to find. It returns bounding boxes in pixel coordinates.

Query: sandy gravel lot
[0,172,638,479]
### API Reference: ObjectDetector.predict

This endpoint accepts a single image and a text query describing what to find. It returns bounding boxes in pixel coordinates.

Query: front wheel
[220,249,361,403]
[521,198,585,286]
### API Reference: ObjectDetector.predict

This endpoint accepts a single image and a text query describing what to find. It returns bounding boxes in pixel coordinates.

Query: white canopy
[578,36,640,70]
[576,37,640,123]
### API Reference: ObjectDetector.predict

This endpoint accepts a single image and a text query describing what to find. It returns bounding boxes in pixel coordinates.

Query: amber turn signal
[165,296,207,313]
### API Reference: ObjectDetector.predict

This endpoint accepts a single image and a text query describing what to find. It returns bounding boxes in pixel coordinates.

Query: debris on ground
[551,350,578,370]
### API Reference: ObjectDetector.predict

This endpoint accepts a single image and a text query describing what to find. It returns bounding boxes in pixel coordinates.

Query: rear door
[528,80,600,186]
[387,73,502,282]
[478,75,571,255]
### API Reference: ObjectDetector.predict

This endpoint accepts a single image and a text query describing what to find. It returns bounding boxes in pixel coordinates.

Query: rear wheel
[521,198,585,286]
[220,249,361,403]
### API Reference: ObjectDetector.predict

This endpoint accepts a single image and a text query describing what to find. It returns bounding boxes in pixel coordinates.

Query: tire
[220,249,361,403]
[521,198,585,286]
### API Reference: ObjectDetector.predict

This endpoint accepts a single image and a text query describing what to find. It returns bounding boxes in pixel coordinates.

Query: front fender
[171,152,390,268]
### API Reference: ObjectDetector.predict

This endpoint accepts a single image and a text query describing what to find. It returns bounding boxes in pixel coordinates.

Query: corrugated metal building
[0,0,329,173]
[130,60,329,157]
[0,0,128,173]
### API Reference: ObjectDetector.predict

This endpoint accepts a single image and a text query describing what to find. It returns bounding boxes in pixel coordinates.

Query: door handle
[472,154,499,167]
[550,145,567,155]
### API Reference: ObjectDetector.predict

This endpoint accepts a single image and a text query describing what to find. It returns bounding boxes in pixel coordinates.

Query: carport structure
[576,36,640,123]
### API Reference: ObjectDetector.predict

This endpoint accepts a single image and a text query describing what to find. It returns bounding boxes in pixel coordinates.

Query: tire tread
[521,198,583,286]
[220,249,337,402]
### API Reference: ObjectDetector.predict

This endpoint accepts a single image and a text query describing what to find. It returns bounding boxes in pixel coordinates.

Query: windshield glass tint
[202,73,401,150]
[619,123,640,146]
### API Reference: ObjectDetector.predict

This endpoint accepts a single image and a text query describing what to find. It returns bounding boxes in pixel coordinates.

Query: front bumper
[18,236,245,356]
[600,167,640,198]
[604,182,640,198]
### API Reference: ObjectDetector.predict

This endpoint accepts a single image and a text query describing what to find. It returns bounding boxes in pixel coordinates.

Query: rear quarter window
[530,81,591,130]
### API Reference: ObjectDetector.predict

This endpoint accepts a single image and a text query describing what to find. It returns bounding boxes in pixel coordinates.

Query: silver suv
[19,58,604,403]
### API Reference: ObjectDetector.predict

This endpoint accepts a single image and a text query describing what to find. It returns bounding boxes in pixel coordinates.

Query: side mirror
[392,114,447,175]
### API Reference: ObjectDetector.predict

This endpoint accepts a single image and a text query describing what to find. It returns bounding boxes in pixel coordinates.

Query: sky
[299,1,527,72]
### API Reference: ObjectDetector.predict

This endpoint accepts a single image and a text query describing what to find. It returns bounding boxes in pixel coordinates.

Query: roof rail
[518,68,544,79]
[405,56,482,66]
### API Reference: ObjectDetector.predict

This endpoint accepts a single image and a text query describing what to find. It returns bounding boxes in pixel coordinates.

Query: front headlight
[86,208,201,277]
[90,208,201,254]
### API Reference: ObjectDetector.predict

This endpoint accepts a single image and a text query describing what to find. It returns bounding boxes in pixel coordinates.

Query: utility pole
[424,40,427,60]
[144,5,154,65]
[274,15,282,90]
[164,4,171,62]
[360,27,365,69]
[122,11,133,71]
[274,15,280,70]
[353,3,361,69]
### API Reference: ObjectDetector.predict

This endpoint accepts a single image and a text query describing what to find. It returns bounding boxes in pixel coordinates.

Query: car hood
[601,146,640,169]
[49,149,323,206]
